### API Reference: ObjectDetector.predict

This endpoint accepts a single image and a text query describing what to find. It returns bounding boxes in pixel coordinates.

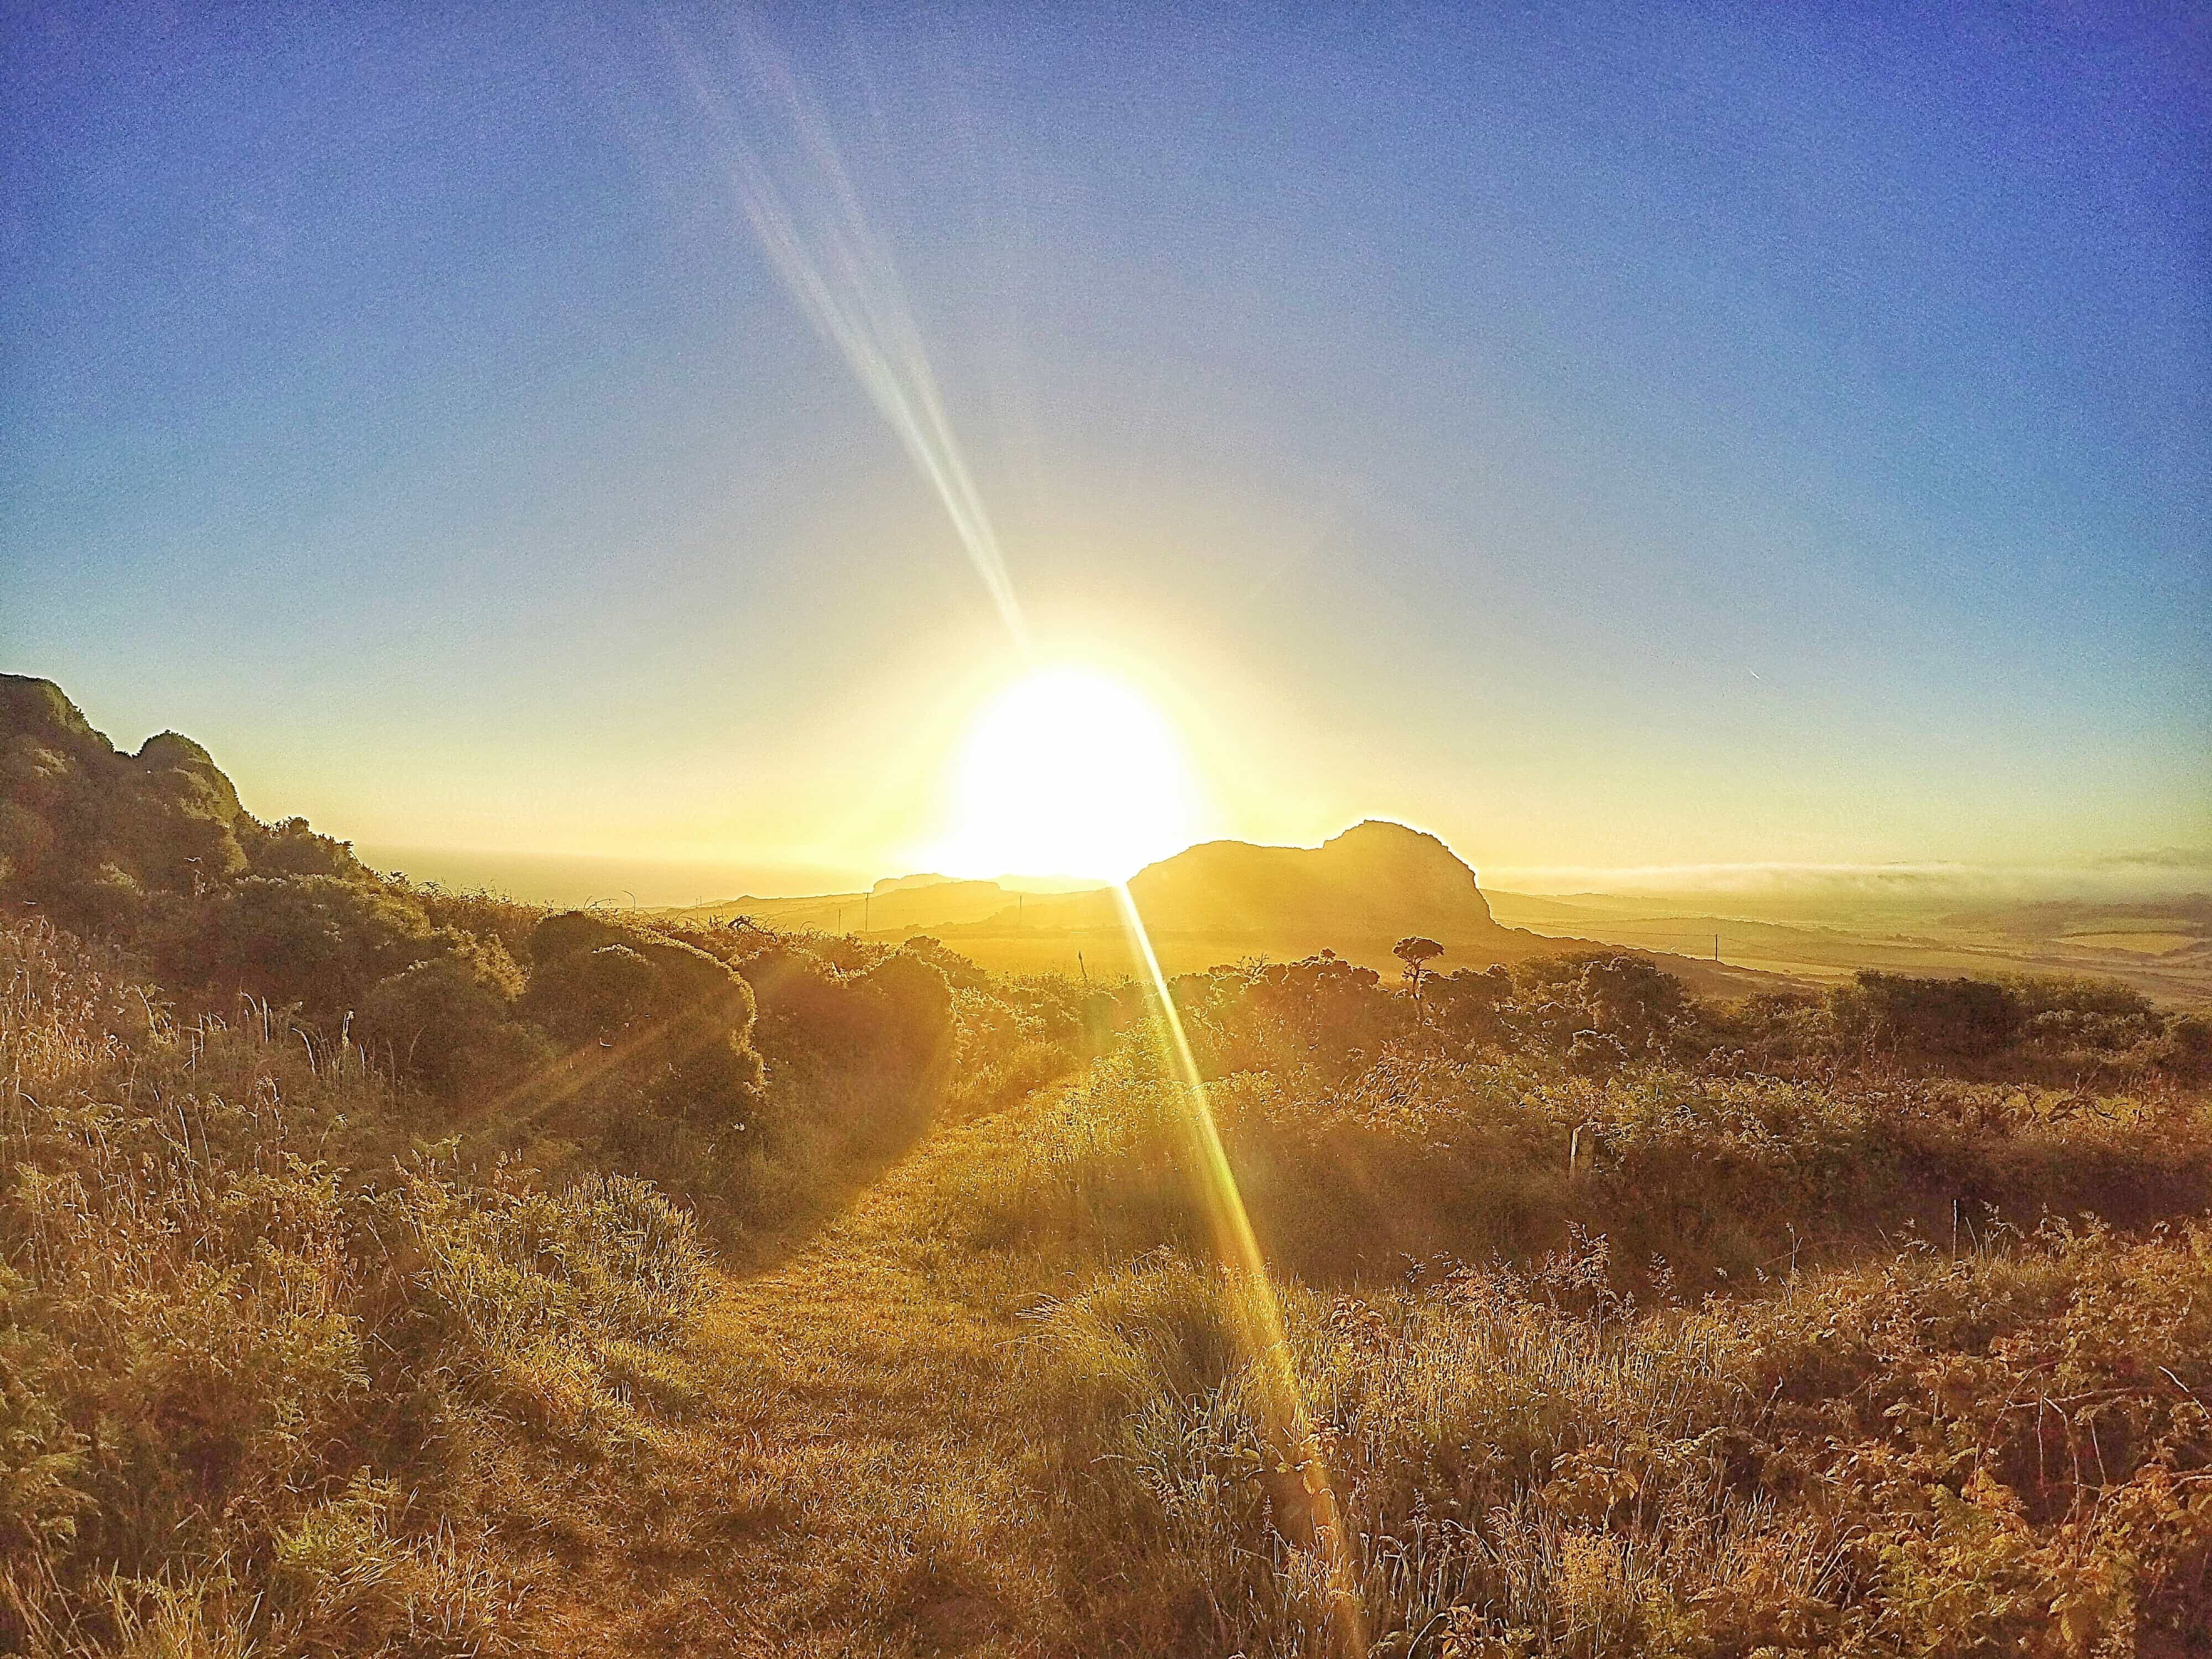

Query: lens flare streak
[674,26,1030,651]
[1110,883,1368,1656]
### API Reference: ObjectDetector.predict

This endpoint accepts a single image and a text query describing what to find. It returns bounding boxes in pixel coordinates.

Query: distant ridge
[872,873,956,895]
[675,821,1504,947]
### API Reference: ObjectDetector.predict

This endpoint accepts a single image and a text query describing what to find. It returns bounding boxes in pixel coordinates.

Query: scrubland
[6,679,2211,1654]
[0,910,1088,1657]
[970,1052,2212,1656]
[7,899,2210,1656]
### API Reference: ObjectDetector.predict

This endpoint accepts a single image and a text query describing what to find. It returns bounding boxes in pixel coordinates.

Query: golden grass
[9,911,2209,1656]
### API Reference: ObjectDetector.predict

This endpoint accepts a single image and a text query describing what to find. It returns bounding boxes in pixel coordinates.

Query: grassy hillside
[12,903,2209,1656]
[6,679,2211,1655]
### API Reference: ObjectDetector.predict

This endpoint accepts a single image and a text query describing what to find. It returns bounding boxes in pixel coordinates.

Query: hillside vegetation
[3,676,2209,1656]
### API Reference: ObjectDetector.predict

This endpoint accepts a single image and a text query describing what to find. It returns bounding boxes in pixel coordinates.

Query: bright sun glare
[934,666,1199,883]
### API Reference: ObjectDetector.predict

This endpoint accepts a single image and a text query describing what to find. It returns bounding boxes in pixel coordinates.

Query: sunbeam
[672,21,1031,652]
[1110,883,1369,1657]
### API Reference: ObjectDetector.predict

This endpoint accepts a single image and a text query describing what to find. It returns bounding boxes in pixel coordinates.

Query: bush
[859,950,954,1073]
[242,814,369,881]
[173,874,438,1014]
[524,912,764,1137]
[1840,970,2025,1061]
[525,940,665,1046]
[358,954,539,1092]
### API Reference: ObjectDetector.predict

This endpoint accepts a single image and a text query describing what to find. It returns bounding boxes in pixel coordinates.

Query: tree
[1392,936,1444,1011]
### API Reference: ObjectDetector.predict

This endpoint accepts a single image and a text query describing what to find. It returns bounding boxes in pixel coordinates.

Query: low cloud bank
[1488,852,2212,905]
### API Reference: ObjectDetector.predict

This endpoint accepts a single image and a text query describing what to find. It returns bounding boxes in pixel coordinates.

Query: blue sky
[4,2,2205,895]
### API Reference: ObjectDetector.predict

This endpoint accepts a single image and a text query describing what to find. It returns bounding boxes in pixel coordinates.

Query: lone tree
[1392,936,1444,1014]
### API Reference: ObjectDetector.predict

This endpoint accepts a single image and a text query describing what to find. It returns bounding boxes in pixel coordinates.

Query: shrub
[525,940,665,1046]
[242,815,369,880]
[172,874,438,1014]
[358,954,539,1092]
[860,950,954,1073]
[524,912,765,1137]
[1565,1027,1629,1076]
[1840,970,2025,1061]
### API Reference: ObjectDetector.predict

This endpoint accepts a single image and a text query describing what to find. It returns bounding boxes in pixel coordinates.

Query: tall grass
[944,1019,2212,1653]
[0,920,712,1655]
[1023,1224,2212,1655]
[947,1028,2212,1289]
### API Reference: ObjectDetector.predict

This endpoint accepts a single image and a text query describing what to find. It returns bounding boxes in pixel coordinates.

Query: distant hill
[1126,819,1501,939]
[873,872,956,895]
[979,818,1506,947]
[660,820,1784,994]
[682,878,1027,936]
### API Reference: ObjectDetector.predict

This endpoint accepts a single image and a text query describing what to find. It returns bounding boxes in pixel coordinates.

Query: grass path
[526,1079,1087,1658]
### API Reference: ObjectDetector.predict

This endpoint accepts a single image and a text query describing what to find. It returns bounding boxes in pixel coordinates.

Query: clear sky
[4,3,2206,899]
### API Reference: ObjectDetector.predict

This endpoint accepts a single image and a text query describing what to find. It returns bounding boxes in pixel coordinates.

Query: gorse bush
[357,953,542,1092]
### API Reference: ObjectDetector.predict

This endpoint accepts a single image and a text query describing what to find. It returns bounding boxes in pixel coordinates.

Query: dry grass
[8,910,2209,1656]
[1015,1225,2212,1655]
[0,920,711,1656]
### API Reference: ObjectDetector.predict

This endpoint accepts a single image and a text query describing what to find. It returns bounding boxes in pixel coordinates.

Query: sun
[930,665,1200,883]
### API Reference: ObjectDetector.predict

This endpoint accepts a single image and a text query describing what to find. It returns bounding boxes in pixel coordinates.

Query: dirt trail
[530,1082,1082,1658]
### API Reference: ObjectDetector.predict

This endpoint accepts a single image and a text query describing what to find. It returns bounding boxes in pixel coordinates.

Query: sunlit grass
[7,896,2210,1656]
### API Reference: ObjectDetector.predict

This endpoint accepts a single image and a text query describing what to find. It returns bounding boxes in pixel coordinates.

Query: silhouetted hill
[953,818,1510,947]
[1125,819,1500,939]
[666,821,1785,993]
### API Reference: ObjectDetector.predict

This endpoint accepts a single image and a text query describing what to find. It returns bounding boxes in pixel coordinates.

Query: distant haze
[1485,854,2212,909]
[359,837,2211,915]
[360,844,1105,909]
[356,845,870,910]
